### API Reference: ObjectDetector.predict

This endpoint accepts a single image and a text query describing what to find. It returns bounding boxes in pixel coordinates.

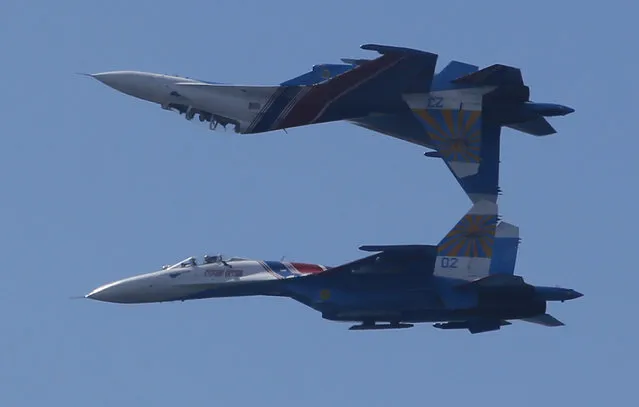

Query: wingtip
[359,43,378,51]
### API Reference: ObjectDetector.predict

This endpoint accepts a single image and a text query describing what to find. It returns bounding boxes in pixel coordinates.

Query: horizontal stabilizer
[459,273,526,289]
[456,274,535,298]
[520,314,565,327]
[434,319,511,334]
[506,117,557,136]
[452,64,524,87]
[349,322,414,330]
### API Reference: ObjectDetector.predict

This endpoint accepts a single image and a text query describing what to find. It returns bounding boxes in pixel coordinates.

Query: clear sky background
[2,0,637,405]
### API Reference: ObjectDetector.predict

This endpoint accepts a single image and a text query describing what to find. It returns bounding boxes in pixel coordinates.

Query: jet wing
[315,244,437,278]
[435,313,564,333]
[340,58,371,66]
[359,244,438,254]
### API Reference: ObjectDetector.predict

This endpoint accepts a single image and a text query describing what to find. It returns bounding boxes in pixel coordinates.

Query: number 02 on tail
[440,257,458,268]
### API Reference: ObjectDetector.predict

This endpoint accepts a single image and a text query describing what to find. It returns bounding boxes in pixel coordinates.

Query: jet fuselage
[86,255,582,329]
[87,68,574,150]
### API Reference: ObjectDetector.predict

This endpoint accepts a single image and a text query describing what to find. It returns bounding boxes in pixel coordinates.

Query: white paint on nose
[89,71,165,102]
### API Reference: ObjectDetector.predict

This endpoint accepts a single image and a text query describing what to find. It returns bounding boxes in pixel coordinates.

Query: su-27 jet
[84,44,574,204]
[84,43,573,140]
[85,201,582,334]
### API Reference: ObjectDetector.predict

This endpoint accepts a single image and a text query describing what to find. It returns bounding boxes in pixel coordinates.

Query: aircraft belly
[326,308,499,324]
[188,96,256,125]
[170,279,285,301]
[171,86,274,130]
[348,112,435,149]
[314,289,443,318]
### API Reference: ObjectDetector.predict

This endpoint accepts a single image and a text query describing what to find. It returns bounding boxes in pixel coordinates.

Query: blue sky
[2,0,637,405]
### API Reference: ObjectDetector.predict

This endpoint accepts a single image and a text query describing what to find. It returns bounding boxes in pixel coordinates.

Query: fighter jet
[85,44,573,138]
[85,200,582,334]
[85,44,440,134]
[85,44,573,204]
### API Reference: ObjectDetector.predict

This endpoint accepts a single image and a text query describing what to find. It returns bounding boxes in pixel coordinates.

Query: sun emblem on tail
[439,214,497,258]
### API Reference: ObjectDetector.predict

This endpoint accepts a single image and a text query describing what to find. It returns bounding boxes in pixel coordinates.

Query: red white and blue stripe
[245,53,406,134]
[258,260,326,279]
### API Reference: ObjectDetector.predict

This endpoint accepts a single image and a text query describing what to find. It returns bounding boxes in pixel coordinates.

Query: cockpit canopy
[161,254,249,270]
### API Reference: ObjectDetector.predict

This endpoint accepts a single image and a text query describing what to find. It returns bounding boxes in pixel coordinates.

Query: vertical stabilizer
[404,86,501,203]
[489,221,520,276]
[435,200,498,281]
[433,61,479,90]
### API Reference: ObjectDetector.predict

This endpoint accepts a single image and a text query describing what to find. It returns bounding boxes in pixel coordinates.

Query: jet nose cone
[85,281,121,303]
[86,71,160,101]
[563,106,575,115]
[89,71,136,90]
[86,278,144,304]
